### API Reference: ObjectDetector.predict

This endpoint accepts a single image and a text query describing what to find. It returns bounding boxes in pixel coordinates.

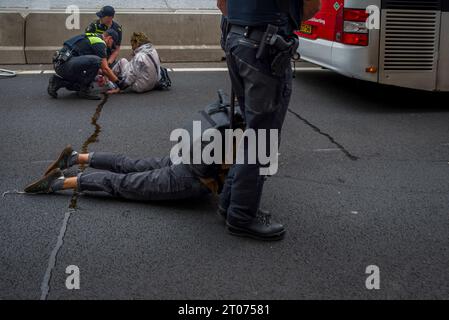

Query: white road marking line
[172,67,325,72]
[16,70,42,74]
[13,67,325,74]
[171,67,228,72]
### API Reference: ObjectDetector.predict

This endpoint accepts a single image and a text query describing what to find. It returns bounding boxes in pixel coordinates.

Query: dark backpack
[156,66,172,90]
[182,90,245,179]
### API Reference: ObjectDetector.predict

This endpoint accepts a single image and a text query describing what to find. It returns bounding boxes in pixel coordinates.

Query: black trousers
[219,30,293,225]
[78,153,210,201]
[55,55,101,90]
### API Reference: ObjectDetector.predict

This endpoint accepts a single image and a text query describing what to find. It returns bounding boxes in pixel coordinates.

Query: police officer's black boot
[77,85,101,100]
[47,75,68,98]
[226,210,286,241]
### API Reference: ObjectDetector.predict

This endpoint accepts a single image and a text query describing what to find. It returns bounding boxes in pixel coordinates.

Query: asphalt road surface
[1,67,448,299]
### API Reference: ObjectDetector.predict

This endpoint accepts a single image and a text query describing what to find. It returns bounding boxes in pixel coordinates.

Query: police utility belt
[229,24,299,77]
[52,46,73,67]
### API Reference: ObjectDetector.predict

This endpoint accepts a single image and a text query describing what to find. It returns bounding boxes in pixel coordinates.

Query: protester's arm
[217,0,227,15]
[100,58,119,83]
[108,46,120,65]
[302,0,322,21]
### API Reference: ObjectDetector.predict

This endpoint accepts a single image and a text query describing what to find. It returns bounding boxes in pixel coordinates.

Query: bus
[296,0,449,91]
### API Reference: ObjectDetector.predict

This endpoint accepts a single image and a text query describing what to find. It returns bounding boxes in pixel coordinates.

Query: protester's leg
[44,146,173,175]
[88,152,173,173]
[25,164,210,201]
[77,164,209,201]
[112,58,128,78]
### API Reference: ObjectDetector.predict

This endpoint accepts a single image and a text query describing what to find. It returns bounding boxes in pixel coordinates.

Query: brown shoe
[44,145,74,176]
[24,168,64,194]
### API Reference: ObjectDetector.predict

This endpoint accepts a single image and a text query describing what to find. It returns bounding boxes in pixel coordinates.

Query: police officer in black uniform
[217,0,304,241]
[47,29,123,100]
[86,5,123,66]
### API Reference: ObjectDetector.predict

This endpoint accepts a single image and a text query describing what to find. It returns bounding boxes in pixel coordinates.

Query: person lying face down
[24,146,216,201]
[22,101,285,241]
[112,32,162,93]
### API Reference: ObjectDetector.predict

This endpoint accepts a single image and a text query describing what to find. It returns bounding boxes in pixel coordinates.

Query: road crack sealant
[40,93,109,300]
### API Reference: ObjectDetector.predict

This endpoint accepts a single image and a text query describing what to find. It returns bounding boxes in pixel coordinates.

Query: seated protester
[85,5,123,66]
[112,32,162,93]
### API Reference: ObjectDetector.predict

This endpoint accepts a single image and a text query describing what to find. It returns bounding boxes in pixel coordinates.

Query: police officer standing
[86,5,123,66]
[216,0,320,241]
[47,30,124,100]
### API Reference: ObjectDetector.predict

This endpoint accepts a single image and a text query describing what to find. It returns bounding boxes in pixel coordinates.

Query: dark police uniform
[85,20,122,58]
[54,33,108,91]
[219,0,303,230]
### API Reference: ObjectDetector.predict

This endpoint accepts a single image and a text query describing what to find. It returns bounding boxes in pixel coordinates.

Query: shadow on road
[294,70,449,114]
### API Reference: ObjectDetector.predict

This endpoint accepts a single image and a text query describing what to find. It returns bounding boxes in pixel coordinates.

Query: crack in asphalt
[40,94,108,300]
[40,209,73,300]
[288,108,359,161]
[2,190,26,197]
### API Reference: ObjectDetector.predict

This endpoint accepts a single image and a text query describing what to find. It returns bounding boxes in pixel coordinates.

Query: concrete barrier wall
[0,12,26,64]
[23,11,224,64]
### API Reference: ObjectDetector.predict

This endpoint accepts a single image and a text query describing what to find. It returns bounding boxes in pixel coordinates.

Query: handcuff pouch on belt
[256,24,300,77]
[52,47,73,67]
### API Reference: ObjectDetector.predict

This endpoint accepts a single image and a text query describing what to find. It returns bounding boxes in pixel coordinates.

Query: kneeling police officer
[48,29,123,100]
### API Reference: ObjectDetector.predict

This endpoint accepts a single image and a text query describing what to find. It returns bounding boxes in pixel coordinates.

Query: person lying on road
[23,142,283,241]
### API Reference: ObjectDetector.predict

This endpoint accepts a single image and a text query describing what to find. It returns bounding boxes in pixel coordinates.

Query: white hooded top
[122,43,161,93]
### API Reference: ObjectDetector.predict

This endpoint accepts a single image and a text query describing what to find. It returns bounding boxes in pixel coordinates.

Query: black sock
[50,177,65,192]
[68,151,79,167]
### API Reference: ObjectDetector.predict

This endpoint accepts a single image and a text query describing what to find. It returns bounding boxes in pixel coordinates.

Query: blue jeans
[219,31,293,225]
[78,153,210,201]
